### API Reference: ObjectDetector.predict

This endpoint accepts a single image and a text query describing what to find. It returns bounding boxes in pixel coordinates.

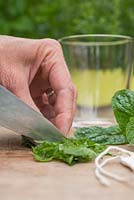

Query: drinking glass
[59,34,133,126]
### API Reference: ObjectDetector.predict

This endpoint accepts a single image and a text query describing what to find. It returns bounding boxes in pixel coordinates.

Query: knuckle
[43,38,61,49]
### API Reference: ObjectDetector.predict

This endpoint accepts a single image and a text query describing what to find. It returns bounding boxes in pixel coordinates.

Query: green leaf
[112,89,134,133]
[33,138,106,165]
[33,141,58,162]
[75,125,127,145]
[126,117,134,145]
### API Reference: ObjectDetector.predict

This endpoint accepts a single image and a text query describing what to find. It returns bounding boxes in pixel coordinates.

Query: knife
[0,85,65,143]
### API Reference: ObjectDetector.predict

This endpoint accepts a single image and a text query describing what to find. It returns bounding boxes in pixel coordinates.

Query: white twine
[95,146,134,186]
[120,155,134,171]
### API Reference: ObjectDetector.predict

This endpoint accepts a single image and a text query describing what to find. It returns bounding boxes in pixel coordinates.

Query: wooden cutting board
[0,126,134,200]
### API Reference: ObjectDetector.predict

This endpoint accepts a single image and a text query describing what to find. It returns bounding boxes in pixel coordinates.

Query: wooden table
[0,126,134,200]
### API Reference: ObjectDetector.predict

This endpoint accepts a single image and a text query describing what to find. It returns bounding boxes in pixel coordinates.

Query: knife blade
[0,85,65,142]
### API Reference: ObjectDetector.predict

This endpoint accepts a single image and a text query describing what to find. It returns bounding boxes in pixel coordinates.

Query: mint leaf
[112,89,134,133]
[75,125,127,145]
[33,138,106,165]
[126,117,134,144]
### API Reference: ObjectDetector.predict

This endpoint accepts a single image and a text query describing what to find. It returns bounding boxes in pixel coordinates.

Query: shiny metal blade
[0,85,65,142]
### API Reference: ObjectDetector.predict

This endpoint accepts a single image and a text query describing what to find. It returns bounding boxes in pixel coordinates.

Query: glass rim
[59,34,132,46]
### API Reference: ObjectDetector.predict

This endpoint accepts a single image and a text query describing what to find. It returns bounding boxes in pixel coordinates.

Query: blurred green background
[0,0,133,39]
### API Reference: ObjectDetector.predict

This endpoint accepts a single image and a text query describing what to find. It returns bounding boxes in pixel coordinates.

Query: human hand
[0,36,77,135]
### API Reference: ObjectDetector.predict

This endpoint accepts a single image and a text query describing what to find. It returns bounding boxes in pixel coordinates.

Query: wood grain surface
[0,126,134,200]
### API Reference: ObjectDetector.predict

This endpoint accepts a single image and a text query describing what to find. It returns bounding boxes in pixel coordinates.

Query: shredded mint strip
[33,138,106,165]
